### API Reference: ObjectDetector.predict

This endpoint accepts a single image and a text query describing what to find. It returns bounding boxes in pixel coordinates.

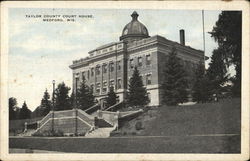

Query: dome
[120,11,149,42]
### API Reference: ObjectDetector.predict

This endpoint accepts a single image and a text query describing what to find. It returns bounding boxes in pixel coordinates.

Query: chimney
[180,29,185,45]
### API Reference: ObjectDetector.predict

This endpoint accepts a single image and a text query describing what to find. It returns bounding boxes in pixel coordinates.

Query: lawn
[9,135,240,153]
[9,98,241,153]
[116,98,241,136]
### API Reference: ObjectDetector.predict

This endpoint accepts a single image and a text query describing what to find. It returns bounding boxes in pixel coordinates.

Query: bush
[53,130,64,137]
[110,131,121,137]
[32,130,52,137]
[131,131,137,135]
[32,130,64,137]
[135,121,143,130]
[78,132,86,136]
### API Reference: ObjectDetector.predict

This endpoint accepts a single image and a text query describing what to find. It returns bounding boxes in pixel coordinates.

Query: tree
[40,89,52,116]
[54,82,71,111]
[207,48,229,95]
[32,106,43,118]
[127,67,149,107]
[192,61,211,103]
[77,76,95,110]
[106,86,118,108]
[210,11,242,96]
[162,47,188,106]
[9,97,17,120]
[19,101,31,119]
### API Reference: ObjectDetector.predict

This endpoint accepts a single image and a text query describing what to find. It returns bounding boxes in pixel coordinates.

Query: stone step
[85,127,114,138]
[18,129,36,136]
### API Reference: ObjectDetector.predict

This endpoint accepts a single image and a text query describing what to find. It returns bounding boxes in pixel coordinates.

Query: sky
[9,8,223,111]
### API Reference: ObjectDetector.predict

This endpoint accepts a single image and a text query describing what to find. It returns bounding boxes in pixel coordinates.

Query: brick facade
[69,12,204,107]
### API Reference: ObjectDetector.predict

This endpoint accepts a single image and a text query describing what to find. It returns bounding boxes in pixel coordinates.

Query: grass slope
[117,98,241,136]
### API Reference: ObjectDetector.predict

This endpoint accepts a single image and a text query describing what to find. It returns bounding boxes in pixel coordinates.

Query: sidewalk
[9,148,61,153]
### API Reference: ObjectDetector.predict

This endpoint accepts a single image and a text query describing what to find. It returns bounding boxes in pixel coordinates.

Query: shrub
[135,121,143,130]
[131,131,137,135]
[32,130,64,137]
[53,130,64,137]
[78,132,86,136]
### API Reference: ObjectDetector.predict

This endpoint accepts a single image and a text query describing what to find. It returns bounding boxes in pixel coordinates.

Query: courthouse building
[69,11,205,106]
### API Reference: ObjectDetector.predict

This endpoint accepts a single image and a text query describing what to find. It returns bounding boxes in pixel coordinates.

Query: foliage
[77,76,95,110]
[54,82,71,111]
[19,101,31,119]
[206,48,229,95]
[127,67,149,107]
[192,61,211,103]
[106,86,118,108]
[33,130,64,137]
[210,11,242,96]
[162,47,188,105]
[135,121,143,130]
[39,89,52,116]
[9,97,17,120]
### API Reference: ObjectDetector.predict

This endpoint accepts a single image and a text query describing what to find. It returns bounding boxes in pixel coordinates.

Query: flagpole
[202,10,206,66]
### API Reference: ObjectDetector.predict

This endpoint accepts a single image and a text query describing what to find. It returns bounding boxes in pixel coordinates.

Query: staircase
[85,127,115,138]
[18,129,36,137]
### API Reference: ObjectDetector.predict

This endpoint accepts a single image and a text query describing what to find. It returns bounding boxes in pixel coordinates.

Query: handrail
[99,111,118,114]
[105,101,123,111]
[78,109,95,120]
[84,104,100,113]
[54,109,74,113]
[120,109,143,118]
[39,111,52,126]
[38,109,74,129]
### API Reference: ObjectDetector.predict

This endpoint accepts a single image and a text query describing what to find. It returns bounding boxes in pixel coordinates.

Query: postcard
[1,1,249,161]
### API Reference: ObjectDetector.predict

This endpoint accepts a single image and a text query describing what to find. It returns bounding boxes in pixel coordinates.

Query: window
[87,70,90,79]
[146,74,152,85]
[102,81,107,93]
[146,55,151,65]
[90,84,94,90]
[91,68,94,76]
[82,72,85,80]
[117,61,121,70]
[96,83,101,94]
[117,79,122,89]
[138,57,142,67]
[130,59,134,68]
[103,64,107,73]
[110,62,114,72]
[109,80,115,89]
[75,76,80,89]
[96,65,101,75]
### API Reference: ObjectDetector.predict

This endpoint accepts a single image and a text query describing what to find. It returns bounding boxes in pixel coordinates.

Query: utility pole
[75,74,79,135]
